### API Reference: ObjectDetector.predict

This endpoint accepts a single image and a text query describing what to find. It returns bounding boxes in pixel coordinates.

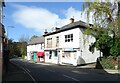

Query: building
[43,18,100,66]
[0,23,5,83]
[0,0,5,82]
[27,36,45,62]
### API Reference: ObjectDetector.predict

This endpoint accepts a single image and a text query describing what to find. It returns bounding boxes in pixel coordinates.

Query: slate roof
[43,20,90,36]
[28,36,44,45]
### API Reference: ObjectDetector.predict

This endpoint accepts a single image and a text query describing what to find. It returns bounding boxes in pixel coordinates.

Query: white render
[27,43,44,60]
[44,27,100,66]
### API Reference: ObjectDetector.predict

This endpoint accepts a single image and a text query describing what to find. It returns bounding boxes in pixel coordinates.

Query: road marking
[22,67,36,83]
[63,74,79,81]
[11,61,36,83]
[26,68,31,72]
[72,70,87,74]
[44,69,55,72]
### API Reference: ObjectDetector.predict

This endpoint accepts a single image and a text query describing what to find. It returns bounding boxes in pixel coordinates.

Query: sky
[3,1,93,42]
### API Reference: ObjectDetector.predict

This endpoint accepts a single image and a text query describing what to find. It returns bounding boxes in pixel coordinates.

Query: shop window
[55,51,57,57]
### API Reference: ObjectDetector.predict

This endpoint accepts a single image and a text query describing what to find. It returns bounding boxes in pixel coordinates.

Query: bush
[110,38,120,57]
[98,56,120,70]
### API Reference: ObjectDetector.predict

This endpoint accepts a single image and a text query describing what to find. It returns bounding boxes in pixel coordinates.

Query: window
[65,34,73,42]
[55,51,57,57]
[56,36,59,47]
[41,43,44,49]
[47,38,52,48]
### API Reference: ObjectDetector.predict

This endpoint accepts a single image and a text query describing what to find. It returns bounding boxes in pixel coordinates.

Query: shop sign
[63,48,74,51]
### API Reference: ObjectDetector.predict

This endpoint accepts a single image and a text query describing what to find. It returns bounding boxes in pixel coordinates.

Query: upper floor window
[47,38,52,48]
[41,43,44,49]
[65,34,73,42]
[56,36,59,47]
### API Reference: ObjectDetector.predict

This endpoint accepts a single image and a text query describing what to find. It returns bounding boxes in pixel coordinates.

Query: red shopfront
[36,52,45,62]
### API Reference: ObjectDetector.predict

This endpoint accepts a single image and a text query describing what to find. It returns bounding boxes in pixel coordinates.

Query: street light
[7,26,14,36]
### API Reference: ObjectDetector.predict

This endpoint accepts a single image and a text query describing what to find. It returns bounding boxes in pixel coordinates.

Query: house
[43,18,100,66]
[27,36,45,62]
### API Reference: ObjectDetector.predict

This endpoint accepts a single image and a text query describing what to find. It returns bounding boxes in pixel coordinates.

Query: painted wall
[27,43,44,60]
[60,28,80,48]
[44,27,100,66]
[44,32,60,64]
[79,32,100,64]
[44,33,60,49]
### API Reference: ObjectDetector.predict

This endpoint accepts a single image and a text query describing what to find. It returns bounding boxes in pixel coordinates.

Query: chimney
[70,18,74,23]
[44,29,48,34]
[55,27,60,31]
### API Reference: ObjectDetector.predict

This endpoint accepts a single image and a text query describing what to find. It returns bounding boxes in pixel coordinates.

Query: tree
[8,39,21,57]
[29,35,39,41]
[83,1,120,57]
[19,35,29,58]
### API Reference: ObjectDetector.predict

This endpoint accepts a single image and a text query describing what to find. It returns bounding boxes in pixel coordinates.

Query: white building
[43,18,100,66]
[27,36,44,62]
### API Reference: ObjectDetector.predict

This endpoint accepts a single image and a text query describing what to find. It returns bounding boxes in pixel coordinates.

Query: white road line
[72,70,87,74]
[63,74,79,81]
[26,68,31,72]
[44,69,55,72]
[22,67,36,83]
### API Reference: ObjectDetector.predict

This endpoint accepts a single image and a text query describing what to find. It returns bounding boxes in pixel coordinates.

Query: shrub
[98,56,120,70]
[110,38,120,57]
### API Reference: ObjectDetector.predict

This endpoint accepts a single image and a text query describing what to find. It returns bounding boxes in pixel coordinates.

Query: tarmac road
[8,58,120,82]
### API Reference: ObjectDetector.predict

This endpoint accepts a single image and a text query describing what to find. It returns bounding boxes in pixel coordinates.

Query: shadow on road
[2,61,33,82]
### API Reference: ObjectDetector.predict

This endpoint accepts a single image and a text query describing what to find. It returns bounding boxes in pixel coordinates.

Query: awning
[36,52,44,56]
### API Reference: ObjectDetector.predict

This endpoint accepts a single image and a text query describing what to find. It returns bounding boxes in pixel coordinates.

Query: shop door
[33,52,37,61]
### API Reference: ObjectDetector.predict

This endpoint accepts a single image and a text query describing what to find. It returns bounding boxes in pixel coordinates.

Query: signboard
[63,48,74,51]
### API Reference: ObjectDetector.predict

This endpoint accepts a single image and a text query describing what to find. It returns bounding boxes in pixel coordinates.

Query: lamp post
[7,26,14,38]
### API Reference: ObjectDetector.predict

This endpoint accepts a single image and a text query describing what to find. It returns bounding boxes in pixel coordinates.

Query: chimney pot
[70,18,74,23]
[44,29,48,34]
[55,27,60,31]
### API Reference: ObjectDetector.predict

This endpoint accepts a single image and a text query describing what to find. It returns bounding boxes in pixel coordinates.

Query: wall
[0,23,4,82]
[60,28,80,48]
[0,36,2,83]
[77,28,100,64]
[59,27,100,65]
[44,28,80,49]
[27,43,44,60]
[44,33,60,49]
[44,27,100,66]
[82,36,100,64]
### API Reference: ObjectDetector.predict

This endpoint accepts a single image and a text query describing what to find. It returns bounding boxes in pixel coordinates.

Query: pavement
[2,61,34,82]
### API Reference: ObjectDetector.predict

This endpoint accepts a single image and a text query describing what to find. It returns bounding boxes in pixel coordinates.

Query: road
[10,58,119,82]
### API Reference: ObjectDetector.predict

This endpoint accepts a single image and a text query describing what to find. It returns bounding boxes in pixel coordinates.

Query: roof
[28,36,44,45]
[43,20,89,36]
